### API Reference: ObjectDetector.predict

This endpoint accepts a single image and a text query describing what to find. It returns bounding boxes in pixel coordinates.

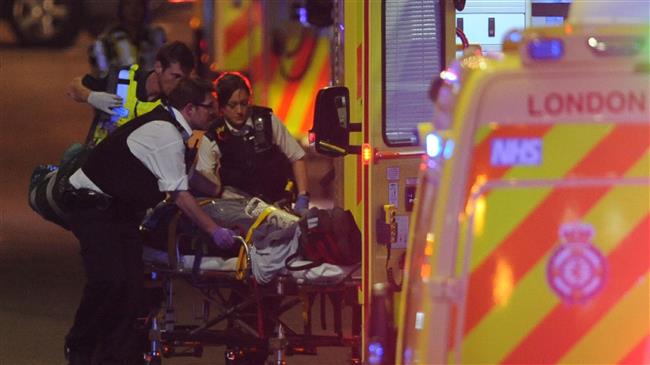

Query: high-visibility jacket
[89,64,160,146]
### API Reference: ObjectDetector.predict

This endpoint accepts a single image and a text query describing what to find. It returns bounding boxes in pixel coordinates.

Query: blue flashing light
[298,7,309,26]
[150,271,157,280]
[443,140,455,160]
[507,30,523,43]
[440,70,458,82]
[426,133,442,158]
[528,39,564,60]
[368,342,384,365]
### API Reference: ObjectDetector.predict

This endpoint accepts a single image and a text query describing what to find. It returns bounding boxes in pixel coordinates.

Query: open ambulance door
[397,17,650,365]
[192,0,332,138]
[312,1,457,363]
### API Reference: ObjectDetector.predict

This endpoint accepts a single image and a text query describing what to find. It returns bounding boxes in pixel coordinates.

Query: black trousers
[66,205,145,365]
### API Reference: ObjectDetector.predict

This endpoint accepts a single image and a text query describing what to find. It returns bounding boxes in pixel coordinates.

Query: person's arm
[189,170,221,197]
[171,190,236,249]
[189,135,222,197]
[67,76,92,103]
[67,74,122,114]
[270,113,308,194]
[170,190,219,234]
[292,158,308,195]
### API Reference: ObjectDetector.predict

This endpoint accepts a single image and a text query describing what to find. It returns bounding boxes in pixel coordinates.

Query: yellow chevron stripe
[504,124,613,180]
[466,124,614,273]
[625,147,650,178]
[222,0,250,25]
[580,152,649,253]
[460,151,649,364]
[223,24,262,71]
[281,38,330,135]
[473,124,492,145]
[268,68,290,110]
[559,274,649,364]
[224,39,252,70]
[459,253,558,364]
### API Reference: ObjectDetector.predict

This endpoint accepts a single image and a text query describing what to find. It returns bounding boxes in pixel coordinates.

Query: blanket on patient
[141,197,360,284]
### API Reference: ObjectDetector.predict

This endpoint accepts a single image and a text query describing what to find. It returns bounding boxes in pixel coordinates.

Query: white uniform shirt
[194,113,305,185]
[69,107,192,195]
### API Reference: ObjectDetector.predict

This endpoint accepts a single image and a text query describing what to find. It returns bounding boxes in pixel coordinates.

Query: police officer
[67,41,194,146]
[191,72,311,214]
[63,77,236,365]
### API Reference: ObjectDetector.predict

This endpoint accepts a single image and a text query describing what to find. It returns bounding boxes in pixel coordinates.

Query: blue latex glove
[294,194,310,216]
[211,227,236,250]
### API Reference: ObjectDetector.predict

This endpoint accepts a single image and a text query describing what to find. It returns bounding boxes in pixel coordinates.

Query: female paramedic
[190,72,311,214]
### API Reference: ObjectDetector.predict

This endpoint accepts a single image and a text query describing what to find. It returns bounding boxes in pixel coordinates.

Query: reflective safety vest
[89,64,160,146]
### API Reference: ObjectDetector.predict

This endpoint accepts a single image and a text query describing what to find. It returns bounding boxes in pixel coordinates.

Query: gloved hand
[294,194,310,216]
[87,91,123,115]
[211,227,236,250]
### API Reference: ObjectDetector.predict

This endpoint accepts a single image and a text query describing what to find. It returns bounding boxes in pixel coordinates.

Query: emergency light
[362,143,372,165]
[425,133,442,158]
[527,38,564,60]
[367,342,385,365]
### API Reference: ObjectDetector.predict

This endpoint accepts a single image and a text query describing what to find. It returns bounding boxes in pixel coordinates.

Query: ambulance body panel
[397,23,650,365]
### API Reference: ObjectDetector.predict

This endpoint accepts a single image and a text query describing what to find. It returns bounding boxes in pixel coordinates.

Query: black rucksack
[285,207,361,271]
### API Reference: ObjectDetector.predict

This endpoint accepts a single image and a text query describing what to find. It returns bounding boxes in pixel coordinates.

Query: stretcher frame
[141,203,362,365]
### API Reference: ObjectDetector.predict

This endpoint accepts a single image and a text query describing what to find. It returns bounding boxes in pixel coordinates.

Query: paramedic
[190,72,311,214]
[88,0,166,78]
[67,40,194,145]
[63,77,237,365]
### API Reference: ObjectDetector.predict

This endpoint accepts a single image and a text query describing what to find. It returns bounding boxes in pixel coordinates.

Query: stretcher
[140,198,362,365]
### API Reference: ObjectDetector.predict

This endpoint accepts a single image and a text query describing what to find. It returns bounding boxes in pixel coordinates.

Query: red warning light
[362,143,372,165]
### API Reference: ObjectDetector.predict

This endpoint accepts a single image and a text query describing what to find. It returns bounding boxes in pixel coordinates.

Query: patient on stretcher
[140,192,361,285]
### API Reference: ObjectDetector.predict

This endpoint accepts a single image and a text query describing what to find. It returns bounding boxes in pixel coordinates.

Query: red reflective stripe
[617,334,650,365]
[225,5,258,53]
[250,54,279,100]
[357,154,362,204]
[275,34,317,120]
[501,216,650,364]
[467,125,552,192]
[465,125,650,336]
[362,0,370,310]
[297,57,330,134]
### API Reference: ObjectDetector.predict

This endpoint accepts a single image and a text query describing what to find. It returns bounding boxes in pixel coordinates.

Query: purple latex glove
[293,194,310,216]
[211,227,236,250]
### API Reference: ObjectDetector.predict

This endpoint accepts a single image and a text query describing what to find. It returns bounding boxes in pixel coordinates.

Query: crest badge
[546,222,607,304]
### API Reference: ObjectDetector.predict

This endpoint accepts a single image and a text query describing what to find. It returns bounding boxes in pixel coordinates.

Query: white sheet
[143,246,359,285]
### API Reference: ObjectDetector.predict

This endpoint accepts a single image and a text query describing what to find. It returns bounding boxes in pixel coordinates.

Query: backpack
[28,143,91,230]
[285,207,361,271]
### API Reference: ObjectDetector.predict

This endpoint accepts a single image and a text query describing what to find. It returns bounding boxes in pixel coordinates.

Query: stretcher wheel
[225,346,269,365]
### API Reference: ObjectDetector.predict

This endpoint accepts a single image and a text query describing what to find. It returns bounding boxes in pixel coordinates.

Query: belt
[63,188,113,211]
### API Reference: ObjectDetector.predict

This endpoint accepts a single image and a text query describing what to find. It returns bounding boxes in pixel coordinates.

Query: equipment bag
[285,207,362,271]
[28,143,91,230]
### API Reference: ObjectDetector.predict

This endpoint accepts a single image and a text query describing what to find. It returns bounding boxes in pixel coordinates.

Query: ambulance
[193,2,459,362]
[191,0,649,363]
[388,2,650,364]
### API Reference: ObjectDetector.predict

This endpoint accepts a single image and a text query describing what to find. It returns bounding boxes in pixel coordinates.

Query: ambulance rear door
[398,23,650,364]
